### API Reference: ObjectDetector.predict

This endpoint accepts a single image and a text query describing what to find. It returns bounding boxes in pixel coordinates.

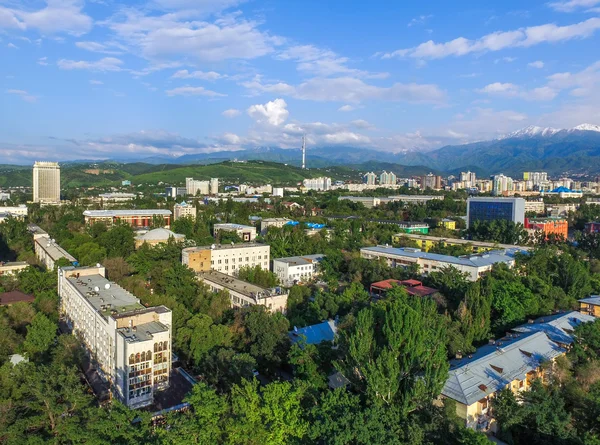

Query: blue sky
[2,0,600,163]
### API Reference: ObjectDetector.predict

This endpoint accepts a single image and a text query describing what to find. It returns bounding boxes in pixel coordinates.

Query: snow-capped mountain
[499,123,600,139]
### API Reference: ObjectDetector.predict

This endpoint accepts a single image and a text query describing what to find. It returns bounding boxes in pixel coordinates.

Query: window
[141,351,146,361]
[129,354,135,365]
[135,353,141,363]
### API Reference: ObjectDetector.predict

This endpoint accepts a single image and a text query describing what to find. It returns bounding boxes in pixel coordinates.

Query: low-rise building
[213,223,257,242]
[360,245,521,281]
[289,320,337,345]
[134,228,185,248]
[35,235,77,270]
[83,209,172,229]
[58,265,172,409]
[440,219,456,230]
[182,243,270,275]
[99,193,137,203]
[272,254,325,286]
[396,222,430,234]
[524,217,568,241]
[173,201,196,221]
[524,199,545,215]
[338,196,381,208]
[0,261,29,276]
[260,217,292,234]
[584,222,600,234]
[513,311,595,348]
[391,233,532,253]
[0,290,35,306]
[0,205,28,219]
[369,279,439,298]
[197,270,288,313]
[579,295,600,317]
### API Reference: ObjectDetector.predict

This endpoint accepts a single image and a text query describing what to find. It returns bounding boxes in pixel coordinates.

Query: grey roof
[185,242,268,252]
[442,331,565,406]
[35,236,77,262]
[513,311,596,345]
[393,233,532,251]
[214,223,255,230]
[328,371,350,389]
[274,254,325,267]
[83,209,171,217]
[118,321,169,343]
[361,246,521,268]
[579,295,600,306]
[67,273,144,316]
[135,228,185,241]
[198,270,286,299]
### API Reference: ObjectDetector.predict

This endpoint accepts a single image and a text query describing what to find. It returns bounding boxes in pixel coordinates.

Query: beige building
[198,270,288,313]
[58,265,172,409]
[34,235,77,269]
[33,161,61,204]
[134,228,185,248]
[182,243,270,275]
[260,218,291,234]
[173,201,196,221]
[214,223,257,242]
[0,261,29,276]
[524,199,545,214]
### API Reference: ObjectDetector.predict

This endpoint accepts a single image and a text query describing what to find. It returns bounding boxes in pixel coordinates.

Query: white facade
[173,202,196,220]
[210,178,219,195]
[492,174,514,196]
[272,254,324,286]
[58,265,172,409]
[214,223,257,242]
[272,187,284,197]
[460,171,477,187]
[33,161,60,204]
[34,235,77,269]
[379,171,397,185]
[182,243,270,275]
[524,200,545,214]
[260,217,291,234]
[0,261,29,276]
[0,205,28,218]
[185,178,209,196]
[303,177,332,191]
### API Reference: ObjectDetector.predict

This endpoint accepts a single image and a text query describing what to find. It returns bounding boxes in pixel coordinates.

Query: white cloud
[338,104,356,112]
[0,0,92,36]
[528,60,545,68]
[75,41,126,55]
[408,15,433,27]
[546,60,600,96]
[477,82,519,94]
[477,82,558,101]
[37,57,48,65]
[548,0,600,12]
[381,17,600,59]
[222,108,241,118]
[350,119,375,130]
[165,86,226,97]
[6,89,38,102]
[57,57,124,71]
[243,76,445,104]
[219,132,242,144]
[7,43,18,49]
[171,69,223,81]
[89,79,104,85]
[247,98,289,126]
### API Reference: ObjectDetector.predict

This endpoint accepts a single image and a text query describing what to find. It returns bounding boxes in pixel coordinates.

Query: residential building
[33,161,61,204]
[491,174,513,196]
[524,217,568,241]
[466,197,525,228]
[182,243,270,275]
[524,199,545,215]
[460,171,477,187]
[34,236,77,270]
[185,178,210,196]
[260,217,292,234]
[391,233,532,253]
[440,218,456,230]
[210,178,219,195]
[523,171,548,186]
[122,180,131,186]
[165,187,187,199]
[360,246,521,281]
[289,320,337,345]
[363,172,377,185]
[0,205,28,218]
[173,201,196,221]
[303,177,332,191]
[213,223,257,242]
[579,295,600,317]
[0,261,29,276]
[272,187,284,197]
[441,331,565,430]
[584,222,600,234]
[369,279,439,298]
[379,171,397,185]
[0,192,10,201]
[0,290,35,306]
[547,203,577,218]
[513,311,595,348]
[134,228,185,248]
[396,222,429,234]
[197,270,288,313]
[421,173,443,190]
[83,209,172,229]
[338,196,381,208]
[272,254,325,285]
[99,193,136,203]
[58,265,172,409]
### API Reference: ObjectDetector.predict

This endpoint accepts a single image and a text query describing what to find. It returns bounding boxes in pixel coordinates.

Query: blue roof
[551,186,573,193]
[513,311,595,345]
[289,320,337,345]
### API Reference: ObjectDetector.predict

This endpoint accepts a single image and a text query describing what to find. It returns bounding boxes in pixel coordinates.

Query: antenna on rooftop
[301,134,306,170]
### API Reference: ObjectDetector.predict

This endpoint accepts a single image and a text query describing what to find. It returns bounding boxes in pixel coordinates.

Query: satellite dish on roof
[104,283,111,290]
[94,286,100,292]
[96,263,101,268]
[211,244,216,250]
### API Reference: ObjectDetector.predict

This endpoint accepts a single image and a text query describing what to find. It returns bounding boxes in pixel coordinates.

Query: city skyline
[3,0,600,163]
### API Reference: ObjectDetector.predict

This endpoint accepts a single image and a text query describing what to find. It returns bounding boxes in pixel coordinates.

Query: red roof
[370,279,438,297]
[405,285,438,297]
[370,279,403,290]
[400,279,423,287]
[0,290,35,306]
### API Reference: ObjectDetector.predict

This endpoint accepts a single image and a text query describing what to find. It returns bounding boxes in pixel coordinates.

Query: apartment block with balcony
[182,243,270,275]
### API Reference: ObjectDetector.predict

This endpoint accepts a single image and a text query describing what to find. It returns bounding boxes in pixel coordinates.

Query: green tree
[22,313,57,358]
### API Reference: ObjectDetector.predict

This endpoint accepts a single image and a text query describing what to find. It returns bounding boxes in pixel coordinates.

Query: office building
[58,265,172,409]
[360,246,520,281]
[197,270,288,313]
[421,173,443,190]
[379,171,397,185]
[363,172,377,185]
[33,161,61,204]
[491,174,513,196]
[83,209,172,228]
[182,243,270,275]
[260,217,292,234]
[272,254,325,286]
[524,217,568,241]
[34,235,77,270]
[213,223,257,242]
[466,197,525,228]
[395,222,429,234]
[173,201,196,221]
[303,177,332,191]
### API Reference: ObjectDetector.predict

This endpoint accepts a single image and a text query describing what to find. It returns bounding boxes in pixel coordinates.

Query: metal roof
[442,331,565,406]
[214,223,255,230]
[289,320,337,345]
[118,321,169,343]
[579,295,600,306]
[67,273,144,316]
[274,254,325,267]
[83,209,171,217]
[361,246,521,268]
[135,228,185,241]
[513,311,595,345]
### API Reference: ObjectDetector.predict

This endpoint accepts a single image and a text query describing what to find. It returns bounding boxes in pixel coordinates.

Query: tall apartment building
[466,197,525,228]
[363,172,377,185]
[303,177,332,191]
[33,161,60,204]
[523,171,548,186]
[58,265,172,409]
[210,178,219,195]
[421,173,442,190]
[182,243,270,275]
[173,201,196,221]
[379,171,397,185]
[460,171,477,187]
[185,178,218,196]
[492,174,514,196]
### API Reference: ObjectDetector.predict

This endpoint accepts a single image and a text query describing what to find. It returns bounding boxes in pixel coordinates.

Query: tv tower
[301,135,306,169]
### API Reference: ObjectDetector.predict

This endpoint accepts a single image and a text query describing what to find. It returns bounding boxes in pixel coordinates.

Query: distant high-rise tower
[301,135,306,169]
[33,161,60,204]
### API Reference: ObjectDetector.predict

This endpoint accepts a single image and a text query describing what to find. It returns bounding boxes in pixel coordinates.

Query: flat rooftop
[118,320,169,343]
[67,274,144,316]
[184,242,268,252]
[214,223,255,230]
[197,270,285,299]
[273,254,325,266]
[35,236,77,262]
[393,233,532,251]
[83,209,172,217]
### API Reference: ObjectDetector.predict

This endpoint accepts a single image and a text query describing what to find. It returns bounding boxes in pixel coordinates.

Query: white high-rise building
[186,178,209,196]
[58,265,172,409]
[33,161,60,204]
[460,171,477,187]
[379,171,397,185]
[492,174,514,196]
[210,178,219,195]
[363,172,377,185]
[303,177,332,191]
